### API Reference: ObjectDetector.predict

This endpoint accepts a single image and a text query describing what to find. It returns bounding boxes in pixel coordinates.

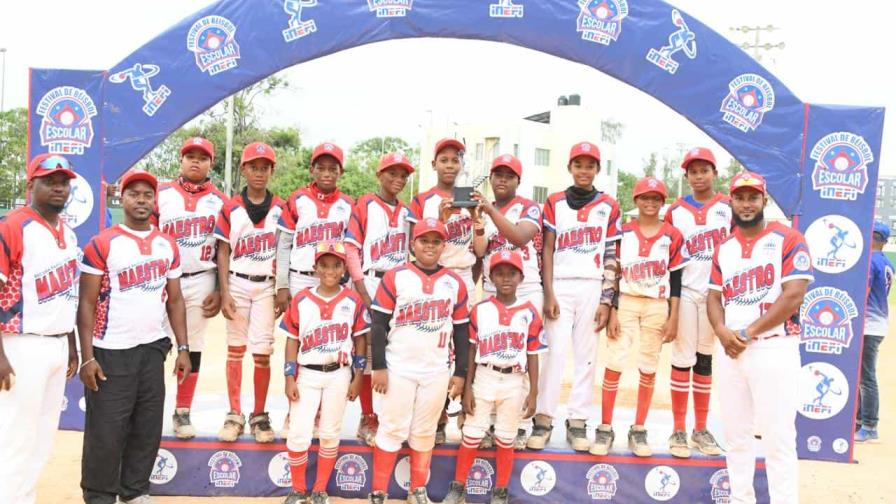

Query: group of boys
[0,134,818,504]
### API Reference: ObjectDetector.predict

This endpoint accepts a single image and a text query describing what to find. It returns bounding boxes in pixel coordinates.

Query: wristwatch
[177,344,190,353]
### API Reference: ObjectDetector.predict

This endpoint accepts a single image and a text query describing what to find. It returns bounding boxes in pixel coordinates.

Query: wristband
[284,361,298,377]
[79,357,96,372]
[737,328,752,342]
[352,355,368,370]
[177,344,190,353]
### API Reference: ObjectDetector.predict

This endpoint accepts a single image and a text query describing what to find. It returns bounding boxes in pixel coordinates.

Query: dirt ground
[38,310,895,504]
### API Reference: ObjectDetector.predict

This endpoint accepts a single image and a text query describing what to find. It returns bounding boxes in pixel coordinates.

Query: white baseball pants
[671,287,715,368]
[374,370,451,452]
[226,275,275,355]
[462,366,529,443]
[164,270,216,351]
[286,367,351,452]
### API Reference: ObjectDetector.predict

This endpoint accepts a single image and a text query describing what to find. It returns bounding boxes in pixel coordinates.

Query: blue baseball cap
[873,220,890,242]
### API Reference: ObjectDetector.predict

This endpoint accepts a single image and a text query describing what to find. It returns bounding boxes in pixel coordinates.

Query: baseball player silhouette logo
[799,362,849,420]
[155,455,173,476]
[645,465,680,501]
[108,63,171,116]
[805,214,863,273]
[519,461,556,496]
[824,219,857,261]
[150,449,178,484]
[60,173,94,229]
[646,9,697,74]
[812,369,842,406]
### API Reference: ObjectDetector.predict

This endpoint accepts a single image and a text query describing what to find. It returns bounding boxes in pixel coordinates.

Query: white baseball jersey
[0,207,79,335]
[279,286,370,366]
[81,225,182,349]
[710,222,814,339]
[154,181,226,274]
[345,193,411,273]
[664,193,732,294]
[408,187,475,270]
[543,191,620,280]
[482,196,542,291]
[618,221,688,299]
[215,194,288,277]
[372,263,469,379]
[470,297,546,371]
[278,187,353,273]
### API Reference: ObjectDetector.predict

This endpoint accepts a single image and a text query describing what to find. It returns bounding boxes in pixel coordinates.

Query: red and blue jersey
[664,193,732,294]
[154,181,226,274]
[866,251,894,336]
[215,194,289,277]
[618,220,688,299]
[470,296,546,372]
[543,191,620,280]
[345,193,411,273]
[482,195,542,291]
[279,286,370,366]
[408,187,475,270]
[278,187,353,273]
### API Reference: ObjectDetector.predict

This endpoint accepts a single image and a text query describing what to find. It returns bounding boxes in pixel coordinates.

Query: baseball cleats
[218,411,245,442]
[367,491,388,504]
[406,487,432,504]
[855,427,879,443]
[566,419,590,452]
[691,428,723,455]
[442,481,466,504]
[309,491,330,504]
[172,408,196,439]
[282,491,309,504]
[357,413,379,447]
[434,423,447,446]
[490,487,509,504]
[589,424,615,456]
[628,425,652,457]
[249,411,276,443]
[668,430,690,458]
[513,428,528,451]
[479,426,495,449]
[526,414,553,450]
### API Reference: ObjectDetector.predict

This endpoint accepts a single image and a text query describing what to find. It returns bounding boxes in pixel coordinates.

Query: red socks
[494,438,514,488]
[410,449,432,491]
[693,372,712,431]
[252,354,271,415]
[226,345,246,412]
[601,369,621,425]
[313,445,339,492]
[288,450,308,493]
[454,435,480,482]
[372,447,399,493]
[175,371,199,409]
[635,370,656,426]
[360,374,374,416]
[670,367,690,432]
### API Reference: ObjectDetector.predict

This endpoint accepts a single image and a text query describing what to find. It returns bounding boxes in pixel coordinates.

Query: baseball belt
[303,362,346,373]
[230,271,273,282]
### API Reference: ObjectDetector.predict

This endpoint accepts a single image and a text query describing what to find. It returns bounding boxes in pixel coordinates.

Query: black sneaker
[283,491,308,504]
[406,487,431,504]
[490,487,509,504]
[442,480,466,504]
[172,407,196,439]
[368,491,388,504]
[627,425,652,457]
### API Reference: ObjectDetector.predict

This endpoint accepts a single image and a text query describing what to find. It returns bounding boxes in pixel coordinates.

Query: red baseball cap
[633,176,668,200]
[120,169,158,192]
[490,154,523,178]
[413,218,448,240]
[489,250,524,275]
[729,171,767,195]
[433,138,465,159]
[681,147,716,170]
[314,240,347,263]
[27,153,76,181]
[180,137,215,159]
[568,141,601,164]
[241,142,277,166]
[311,142,344,168]
[378,152,415,174]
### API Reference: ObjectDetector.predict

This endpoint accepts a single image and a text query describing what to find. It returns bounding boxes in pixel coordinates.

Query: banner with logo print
[795,104,885,462]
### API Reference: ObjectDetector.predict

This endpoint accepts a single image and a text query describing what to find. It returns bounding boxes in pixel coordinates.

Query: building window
[533,185,548,204]
[513,144,519,157]
[535,148,550,166]
[475,143,484,161]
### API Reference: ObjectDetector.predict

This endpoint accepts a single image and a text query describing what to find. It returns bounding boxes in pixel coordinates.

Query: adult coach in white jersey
[0,154,80,504]
[708,172,813,504]
[154,137,226,439]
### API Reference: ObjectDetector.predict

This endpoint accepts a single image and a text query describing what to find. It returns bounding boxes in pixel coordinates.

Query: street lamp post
[0,48,6,113]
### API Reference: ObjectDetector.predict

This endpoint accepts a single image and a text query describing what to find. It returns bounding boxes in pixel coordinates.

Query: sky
[1,1,893,176]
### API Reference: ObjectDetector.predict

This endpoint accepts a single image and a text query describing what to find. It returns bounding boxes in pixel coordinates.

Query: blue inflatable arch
[29,0,883,464]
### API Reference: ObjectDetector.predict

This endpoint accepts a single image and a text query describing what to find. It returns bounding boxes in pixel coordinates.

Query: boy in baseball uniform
[443,250,545,504]
[663,147,729,457]
[592,177,687,457]
[708,172,813,503]
[530,141,620,451]
[154,137,226,439]
[216,142,290,443]
[367,218,470,504]
[280,241,369,504]
[345,152,415,445]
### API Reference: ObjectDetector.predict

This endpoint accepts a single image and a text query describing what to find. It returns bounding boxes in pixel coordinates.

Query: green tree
[617,170,638,215]
[643,152,658,177]
[0,108,29,206]
[714,157,742,193]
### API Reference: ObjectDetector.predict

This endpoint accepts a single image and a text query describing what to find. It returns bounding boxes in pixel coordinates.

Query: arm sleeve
[275,230,293,290]
[371,310,392,370]
[670,268,682,298]
[452,322,470,377]
[346,243,365,282]
[600,241,619,304]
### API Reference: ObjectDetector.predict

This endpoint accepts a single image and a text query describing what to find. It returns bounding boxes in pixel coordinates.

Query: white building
[419,95,619,204]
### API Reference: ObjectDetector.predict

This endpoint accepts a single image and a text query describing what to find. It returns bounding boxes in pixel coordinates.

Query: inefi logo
[832,438,849,454]
[62,172,94,229]
[283,0,318,42]
[466,458,495,496]
[208,450,242,488]
[150,449,178,485]
[576,0,629,46]
[490,0,523,18]
[644,465,680,501]
[36,86,98,155]
[806,435,822,453]
[708,469,730,504]
[810,132,873,201]
[800,287,858,355]
[646,9,697,75]
[108,63,171,117]
[187,16,241,76]
[799,362,848,420]
[267,452,292,488]
[804,215,863,274]
[520,460,556,496]
[335,454,368,492]
[367,0,413,18]
[720,74,775,132]
[585,463,619,500]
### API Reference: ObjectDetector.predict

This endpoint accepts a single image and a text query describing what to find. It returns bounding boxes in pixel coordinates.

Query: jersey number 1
[438,331,448,348]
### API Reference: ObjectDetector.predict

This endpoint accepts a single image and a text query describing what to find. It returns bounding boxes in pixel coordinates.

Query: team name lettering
[35,259,78,303]
[234,232,276,258]
[557,226,603,250]
[395,299,451,325]
[301,323,350,352]
[622,260,668,281]
[686,228,728,256]
[722,264,775,300]
[163,216,216,240]
[371,232,406,262]
[295,222,345,247]
[478,331,525,357]
[445,218,472,240]
[118,259,171,290]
